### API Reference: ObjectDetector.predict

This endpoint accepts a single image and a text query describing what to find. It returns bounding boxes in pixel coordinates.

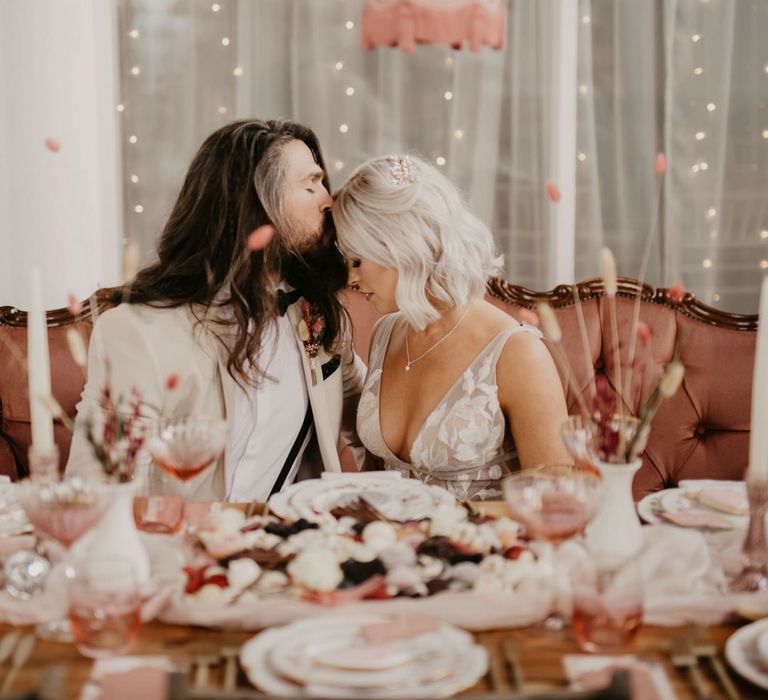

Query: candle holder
[730,478,768,592]
[27,445,60,482]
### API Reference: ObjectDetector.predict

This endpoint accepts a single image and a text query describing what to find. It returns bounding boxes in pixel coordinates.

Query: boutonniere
[297,299,326,384]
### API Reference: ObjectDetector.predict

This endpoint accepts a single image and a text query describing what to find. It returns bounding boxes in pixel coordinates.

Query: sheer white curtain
[117,0,767,312]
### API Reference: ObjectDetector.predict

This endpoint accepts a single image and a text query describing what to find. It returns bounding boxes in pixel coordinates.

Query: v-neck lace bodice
[357,313,542,500]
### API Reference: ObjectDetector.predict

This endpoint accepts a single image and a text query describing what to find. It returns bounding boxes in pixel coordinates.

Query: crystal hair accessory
[387,155,416,186]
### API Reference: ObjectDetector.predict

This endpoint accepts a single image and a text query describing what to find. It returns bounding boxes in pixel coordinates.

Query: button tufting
[695,425,707,437]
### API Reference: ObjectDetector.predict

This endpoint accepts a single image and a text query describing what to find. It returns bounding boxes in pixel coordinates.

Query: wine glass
[144,417,228,555]
[14,477,114,641]
[502,464,604,629]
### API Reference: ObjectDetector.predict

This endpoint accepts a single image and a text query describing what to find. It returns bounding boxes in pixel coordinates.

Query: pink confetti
[517,308,540,327]
[165,373,180,391]
[545,180,561,203]
[44,138,61,153]
[636,320,652,345]
[246,225,275,251]
[655,153,666,175]
[668,281,686,304]
[67,293,83,316]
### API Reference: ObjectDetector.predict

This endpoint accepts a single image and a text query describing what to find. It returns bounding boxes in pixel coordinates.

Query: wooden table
[1,502,764,698]
[0,620,763,699]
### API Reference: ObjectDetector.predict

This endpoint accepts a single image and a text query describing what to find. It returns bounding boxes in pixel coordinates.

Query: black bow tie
[276,288,303,316]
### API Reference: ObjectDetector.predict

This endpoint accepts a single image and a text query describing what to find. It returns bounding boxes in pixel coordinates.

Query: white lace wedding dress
[357,314,542,500]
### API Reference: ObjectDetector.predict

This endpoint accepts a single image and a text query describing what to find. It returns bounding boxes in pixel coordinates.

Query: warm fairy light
[128,29,139,39]
[454,129,464,139]
[762,261,768,270]
[578,152,587,162]
[694,67,704,75]
[763,130,768,139]
[339,124,349,133]
[692,34,701,42]
[116,104,124,112]
[764,65,768,74]
[130,66,141,76]
[691,164,700,173]
[218,106,227,114]
[695,131,706,140]
[713,293,720,301]
[436,157,446,166]
[334,161,344,170]
[700,161,709,171]
[335,62,344,71]
[581,15,591,24]
[579,84,588,95]
[445,56,454,66]
[345,21,354,30]
[707,208,717,218]
[444,91,453,100]
[702,258,713,268]
[221,37,230,46]
[212,3,220,11]
[129,135,138,144]
[707,102,716,111]
[233,66,243,76]
[130,175,139,183]
[345,87,355,96]
[762,230,768,239]
[134,205,144,214]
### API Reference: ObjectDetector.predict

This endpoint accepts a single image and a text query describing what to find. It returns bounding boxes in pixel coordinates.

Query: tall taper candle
[27,268,54,451]
[748,276,768,481]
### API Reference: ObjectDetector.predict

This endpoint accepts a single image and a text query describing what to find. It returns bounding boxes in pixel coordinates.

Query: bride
[332,155,571,500]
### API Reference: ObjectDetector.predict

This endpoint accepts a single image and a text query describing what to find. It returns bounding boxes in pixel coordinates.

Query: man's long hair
[114,119,348,386]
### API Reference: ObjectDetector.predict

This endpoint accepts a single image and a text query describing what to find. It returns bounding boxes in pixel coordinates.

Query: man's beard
[282,211,348,302]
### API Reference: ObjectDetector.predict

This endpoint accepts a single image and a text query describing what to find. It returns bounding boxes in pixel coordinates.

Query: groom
[65,119,366,501]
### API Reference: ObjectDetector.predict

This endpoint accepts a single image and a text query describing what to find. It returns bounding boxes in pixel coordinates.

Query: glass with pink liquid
[571,549,643,652]
[133,466,184,535]
[69,557,141,658]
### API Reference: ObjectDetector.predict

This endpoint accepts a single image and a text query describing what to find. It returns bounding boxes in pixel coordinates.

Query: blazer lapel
[286,301,342,472]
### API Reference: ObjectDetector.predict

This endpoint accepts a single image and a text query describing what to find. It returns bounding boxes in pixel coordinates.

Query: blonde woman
[333,155,570,500]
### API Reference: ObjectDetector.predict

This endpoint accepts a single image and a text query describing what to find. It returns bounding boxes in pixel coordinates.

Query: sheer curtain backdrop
[117,0,767,313]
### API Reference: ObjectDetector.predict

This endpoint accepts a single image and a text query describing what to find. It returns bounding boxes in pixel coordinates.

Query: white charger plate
[240,614,487,698]
[637,485,748,529]
[725,618,768,690]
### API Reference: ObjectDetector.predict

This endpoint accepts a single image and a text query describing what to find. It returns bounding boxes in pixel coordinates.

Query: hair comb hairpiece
[387,155,416,186]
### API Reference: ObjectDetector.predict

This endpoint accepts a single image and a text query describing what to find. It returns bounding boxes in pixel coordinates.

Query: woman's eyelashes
[350,258,361,268]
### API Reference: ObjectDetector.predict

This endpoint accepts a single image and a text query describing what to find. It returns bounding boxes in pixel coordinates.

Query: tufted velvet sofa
[0,278,758,498]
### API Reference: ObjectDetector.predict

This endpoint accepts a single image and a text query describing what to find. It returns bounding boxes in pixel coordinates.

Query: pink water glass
[68,557,141,658]
[502,464,604,544]
[571,549,644,652]
[133,467,184,535]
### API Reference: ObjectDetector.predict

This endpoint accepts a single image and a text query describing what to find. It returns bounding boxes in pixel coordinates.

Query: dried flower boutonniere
[297,299,326,385]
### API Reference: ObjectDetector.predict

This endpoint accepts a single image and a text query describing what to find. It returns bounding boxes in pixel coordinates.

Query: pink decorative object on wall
[362,0,506,53]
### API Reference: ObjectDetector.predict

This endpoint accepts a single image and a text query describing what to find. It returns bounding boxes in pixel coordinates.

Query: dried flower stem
[572,285,597,402]
[0,332,27,373]
[625,156,665,413]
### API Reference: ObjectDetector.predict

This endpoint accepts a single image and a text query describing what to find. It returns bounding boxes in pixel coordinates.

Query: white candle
[748,276,768,481]
[27,268,54,451]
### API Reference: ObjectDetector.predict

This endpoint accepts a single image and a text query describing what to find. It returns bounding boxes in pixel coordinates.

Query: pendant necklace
[404,305,470,372]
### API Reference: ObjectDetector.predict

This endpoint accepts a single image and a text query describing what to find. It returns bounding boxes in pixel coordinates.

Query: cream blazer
[65,301,366,500]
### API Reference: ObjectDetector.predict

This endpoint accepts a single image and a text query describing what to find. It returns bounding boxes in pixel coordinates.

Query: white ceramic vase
[585,458,644,564]
[86,481,151,585]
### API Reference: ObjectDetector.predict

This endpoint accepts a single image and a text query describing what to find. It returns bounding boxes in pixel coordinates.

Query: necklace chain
[404,305,470,372]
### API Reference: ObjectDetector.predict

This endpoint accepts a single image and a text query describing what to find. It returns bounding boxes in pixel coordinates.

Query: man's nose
[319,186,332,212]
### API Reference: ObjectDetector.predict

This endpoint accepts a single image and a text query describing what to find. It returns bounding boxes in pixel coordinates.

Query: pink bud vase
[85,481,150,585]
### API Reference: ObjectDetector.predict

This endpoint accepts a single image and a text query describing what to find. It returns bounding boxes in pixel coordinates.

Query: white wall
[0,0,122,311]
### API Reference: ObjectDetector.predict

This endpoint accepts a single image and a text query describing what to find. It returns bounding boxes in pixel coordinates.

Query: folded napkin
[79,656,177,700]
[563,655,676,700]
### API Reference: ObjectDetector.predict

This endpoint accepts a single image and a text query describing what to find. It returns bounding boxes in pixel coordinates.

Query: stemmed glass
[14,477,113,641]
[142,417,228,555]
[502,464,604,629]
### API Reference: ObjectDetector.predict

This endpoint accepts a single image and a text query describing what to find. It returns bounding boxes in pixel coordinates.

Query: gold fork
[688,623,741,700]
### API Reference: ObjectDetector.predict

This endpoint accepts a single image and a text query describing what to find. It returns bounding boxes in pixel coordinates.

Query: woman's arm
[496,331,572,469]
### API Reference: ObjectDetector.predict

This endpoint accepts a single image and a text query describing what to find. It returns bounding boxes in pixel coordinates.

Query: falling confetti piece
[655,153,667,175]
[44,138,61,153]
[545,180,561,203]
[247,225,275,251]
[67,293,83,316]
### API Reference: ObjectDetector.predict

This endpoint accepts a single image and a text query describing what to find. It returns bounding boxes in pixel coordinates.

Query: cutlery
[192,653,218,689]
[479,632,508,692]
[688,624,740,700]
[1,632,35,693]
[0,631,21,669]
[221,646,239,691]
[501,636,526,692]
[670,637,713,700]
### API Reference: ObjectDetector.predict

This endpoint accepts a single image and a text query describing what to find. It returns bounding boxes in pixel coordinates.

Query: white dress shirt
[226,312,312,501]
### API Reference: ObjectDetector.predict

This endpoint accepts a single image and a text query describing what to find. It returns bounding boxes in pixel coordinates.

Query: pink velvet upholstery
[342,281,757,499]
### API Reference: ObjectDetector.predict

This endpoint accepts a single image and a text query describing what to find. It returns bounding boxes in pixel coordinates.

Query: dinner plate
[268,475,455,522]
[637,486,748,529]
[725,618,768,690]
[240,614,487,697]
